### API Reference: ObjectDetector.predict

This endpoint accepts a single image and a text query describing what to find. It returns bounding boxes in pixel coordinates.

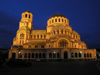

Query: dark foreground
[0,61,100,75]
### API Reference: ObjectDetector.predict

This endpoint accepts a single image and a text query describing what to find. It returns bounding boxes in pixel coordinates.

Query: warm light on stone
[8,11,97,60]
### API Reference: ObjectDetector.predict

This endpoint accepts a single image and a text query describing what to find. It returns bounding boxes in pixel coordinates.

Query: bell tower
[19,11,33,30]
[14,11,33,45]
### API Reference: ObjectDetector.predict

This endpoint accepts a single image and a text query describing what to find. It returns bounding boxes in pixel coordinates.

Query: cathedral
[8,11,96,61]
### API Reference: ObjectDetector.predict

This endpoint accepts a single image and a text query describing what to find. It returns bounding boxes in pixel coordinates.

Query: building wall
[8,11,97,60]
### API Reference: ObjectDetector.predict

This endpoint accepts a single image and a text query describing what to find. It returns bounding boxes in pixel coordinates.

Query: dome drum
[47,14,69,26]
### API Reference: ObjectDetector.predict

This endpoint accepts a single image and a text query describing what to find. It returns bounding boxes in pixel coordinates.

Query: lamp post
[18,46,21,59]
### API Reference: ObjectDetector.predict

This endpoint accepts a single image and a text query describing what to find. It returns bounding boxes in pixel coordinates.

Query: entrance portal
[64,51,68,59]
[12,53,16,59]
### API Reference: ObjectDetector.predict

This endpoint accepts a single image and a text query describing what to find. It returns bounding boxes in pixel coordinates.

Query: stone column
[68,50,71,59]
[16,50,19,59]
[82,50,84,59]
[46,49,48,60]
[8,50,12,59]
[61,50,63,59]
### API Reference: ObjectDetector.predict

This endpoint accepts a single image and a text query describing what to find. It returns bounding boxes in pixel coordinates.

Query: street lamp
[80,51,82,53]
[19,52,21,54]
[53,52,55,53]
[18,46,21,59]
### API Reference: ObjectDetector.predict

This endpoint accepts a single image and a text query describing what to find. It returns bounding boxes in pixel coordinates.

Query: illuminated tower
[19,11,33,30]
[13,11,33,45]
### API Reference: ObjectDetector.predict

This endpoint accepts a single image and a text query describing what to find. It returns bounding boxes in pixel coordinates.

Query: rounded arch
[64,51,68,59]
[12,52,16,59]
[57,38,70,48]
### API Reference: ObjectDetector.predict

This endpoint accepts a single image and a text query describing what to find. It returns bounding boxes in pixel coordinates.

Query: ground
[0,61,100,75]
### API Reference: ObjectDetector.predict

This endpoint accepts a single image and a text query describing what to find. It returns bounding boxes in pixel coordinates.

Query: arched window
[49,53,52,58]
[34,35,36,38]
[28,53,31,58]
[53,53,56,58]
[65,30,66,34]
[87,53,89,57]
[29,15,30,18]
[90,53,92,57]
[75,53,77,57]
[76,36,77,38]
[30,35,32,38]
[50,21,51,24]
[57,30,59,34]
[65,20,66,23]
[58,39,68,48]
[57,53,59,58]
[59,19,60,22]
[82,45,83,48]
[20,40,21,44]
[44,35,46,38]
[79,52,81,57]
[32,53,34,58]
[54,31,55,34]
[75,45,76,48]
[41,35,42,38]
[35,45,38,48]
[35,53,38,58]
[24,53,27,58]
[37,35,39,38]
[64,51,68,59]
[25,14,27,18]
[20,33,24,38]
[55,19,57,22]
[73,35,75,38]
[28,45,31,48]
[71,53,74,57]
[52,19,54,23]
[43,53,45,58]
[41,45,44,48]
[61,30,63,34]
[67,32,69,34]
[39,53,42,58]
[49,45,50,47]
[22,40,24,44]
[62,19,63,22]
[19,53,22,58]
[84,53,86,57]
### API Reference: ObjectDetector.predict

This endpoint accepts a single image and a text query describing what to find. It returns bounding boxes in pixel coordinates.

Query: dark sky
[0,0,100,49]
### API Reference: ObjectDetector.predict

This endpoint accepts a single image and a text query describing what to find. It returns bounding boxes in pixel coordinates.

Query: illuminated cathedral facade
[8,11,96,61]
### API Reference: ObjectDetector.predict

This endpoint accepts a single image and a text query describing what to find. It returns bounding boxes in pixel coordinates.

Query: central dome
[50,13,66,19]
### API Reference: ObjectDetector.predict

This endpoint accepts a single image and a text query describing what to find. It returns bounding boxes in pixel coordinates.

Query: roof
[73,40,85,44]
[17,27,30,32]
[31,30,46,34]
[72,30,79,35]
[50,13,66,19]
[24,41,46,45]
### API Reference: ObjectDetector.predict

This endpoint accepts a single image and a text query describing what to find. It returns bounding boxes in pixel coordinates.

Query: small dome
[50,13,66,19]
[72,30,79,35]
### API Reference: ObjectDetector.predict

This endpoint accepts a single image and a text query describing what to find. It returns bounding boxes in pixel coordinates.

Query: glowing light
[53,52,55,53]
[19,52,21,54]
[80,51,82,53]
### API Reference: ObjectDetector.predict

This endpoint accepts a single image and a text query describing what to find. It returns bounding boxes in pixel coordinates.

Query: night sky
[0,0,100,49]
